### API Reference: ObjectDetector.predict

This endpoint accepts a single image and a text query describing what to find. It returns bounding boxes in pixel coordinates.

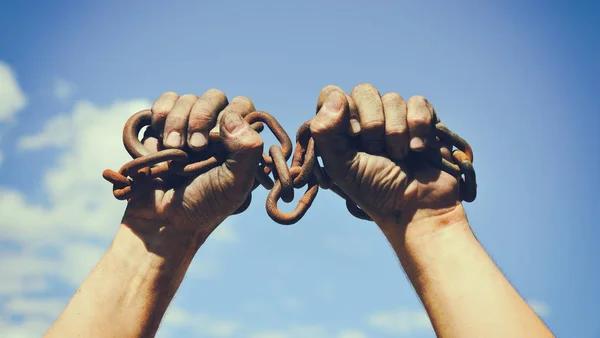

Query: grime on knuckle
[385,128,408,138]
[189,112,213,130]
[205,88,225,97]
[321,85,343,95]
[408,95,428,105]
[151,103,171,117]
[382,92,404,104]
[361,119,385,132]
[352,82,379,96]
[408,115,431,127]
[179,93,198,103]
[205,89,228,104]
[162,91,179,99]
[231,96,254,110]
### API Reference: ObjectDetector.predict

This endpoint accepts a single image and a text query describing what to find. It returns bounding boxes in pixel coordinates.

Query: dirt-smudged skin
[103,103,476,224]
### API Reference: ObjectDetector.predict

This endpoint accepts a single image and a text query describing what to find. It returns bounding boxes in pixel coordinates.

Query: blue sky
[0,0,599,337]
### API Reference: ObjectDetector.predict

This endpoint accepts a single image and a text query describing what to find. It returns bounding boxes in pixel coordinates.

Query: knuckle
[204,88,227,102]
[317,85,346,110]
[407,114,431,127]
[165,115,187,128]
[178,93,198,103]
[231,95,252,106]
[361,119,385,131]
[382,92,404,104]
[309,117,331,137]
[161,91,179,99]
[408,95,429,106]
[386,128,408,138]
[151,102,171,117]
[190,106,214,119]
[152,92,179,115]
[320,84,343,94]
[188,113,214,130]
[242,133,264,151]
[205,88,225,97]
[230,96,255,112]
[351,82,379,96]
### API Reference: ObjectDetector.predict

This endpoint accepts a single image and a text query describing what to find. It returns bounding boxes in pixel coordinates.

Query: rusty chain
[103,109,477,225]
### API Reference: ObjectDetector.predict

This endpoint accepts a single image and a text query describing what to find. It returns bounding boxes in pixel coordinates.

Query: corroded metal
[103,109,477,224]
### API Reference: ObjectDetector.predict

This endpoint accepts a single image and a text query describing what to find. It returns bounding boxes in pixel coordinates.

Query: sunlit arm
[44,218,200,338]
[380,205,554,338]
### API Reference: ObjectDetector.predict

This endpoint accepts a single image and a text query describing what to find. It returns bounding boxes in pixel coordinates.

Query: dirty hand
[310,84,464,229]
[123,90,263,243]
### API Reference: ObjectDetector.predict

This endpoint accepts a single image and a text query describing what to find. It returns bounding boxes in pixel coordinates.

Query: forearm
[380,205,553,338]
[45,218,200,338]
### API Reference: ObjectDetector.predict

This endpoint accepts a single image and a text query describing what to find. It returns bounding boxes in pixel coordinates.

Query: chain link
[103,109,477,224]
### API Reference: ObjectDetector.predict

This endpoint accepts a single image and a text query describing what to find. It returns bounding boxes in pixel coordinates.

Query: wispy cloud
[1,65,248,337]
[1,92,152,336]
[336,329,368,338]
[367,307,434,335]
[161,306,239,337]
[17,114,72,150]
[0,61,27,121]
[529,299,551,317]
[211,219,240,243]
[247,325,367,338]
[249,325,329,338]
[53,78,76,102]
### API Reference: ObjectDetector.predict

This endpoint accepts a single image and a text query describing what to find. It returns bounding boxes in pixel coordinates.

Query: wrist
[114,216,203,278]
[377,203,470,252]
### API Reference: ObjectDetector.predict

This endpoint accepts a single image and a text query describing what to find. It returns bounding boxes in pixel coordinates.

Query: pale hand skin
[45,90,263,338]
[310,84,554,338]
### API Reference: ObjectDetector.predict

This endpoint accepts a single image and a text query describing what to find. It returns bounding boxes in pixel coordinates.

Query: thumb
[219,111,264,196]
[310,90,357,177]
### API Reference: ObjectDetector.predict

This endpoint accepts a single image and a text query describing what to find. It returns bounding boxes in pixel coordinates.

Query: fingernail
[189,132,207,148]
[410,137,426,151]
[165,131,182,148]
[223,113,245,134]
[349,119,361,135]
[326,91,343,112]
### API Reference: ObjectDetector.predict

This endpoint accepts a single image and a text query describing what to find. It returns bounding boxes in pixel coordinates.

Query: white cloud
[337,329,367,338]
[249,332,288,338]
[1,94,248,337]
[4,99,151,244]
[0,98,150,336]
[211,219,239,243]
[160,306,239,337]
[187,257,221,280]
[0,150,3,167]
[53,78,76,102]
[0,61,27,121]
[367,307,433,335]
[4,298,67,320]
[17,114,72,150]
[528,300,551,317]
[0,297,69,337]
[249,325,328,338]
[0,317,51,338]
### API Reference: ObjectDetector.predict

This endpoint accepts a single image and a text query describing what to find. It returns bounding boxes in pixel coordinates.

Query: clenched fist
[311,84,464,230]
[122,90,263,244]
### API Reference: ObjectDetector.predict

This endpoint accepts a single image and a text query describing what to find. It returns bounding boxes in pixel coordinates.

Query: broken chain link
[103,109,477,225]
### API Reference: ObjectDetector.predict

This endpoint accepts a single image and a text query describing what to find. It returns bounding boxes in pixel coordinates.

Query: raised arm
[45,90,263,338]
[310,84,554,338]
